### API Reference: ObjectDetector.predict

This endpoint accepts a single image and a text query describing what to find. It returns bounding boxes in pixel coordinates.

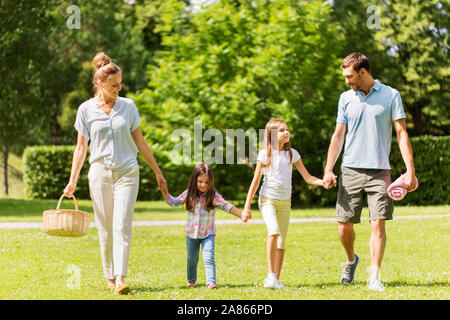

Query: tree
[330,0,397,80]
[374,0,449,136]
[133,0,343,204]
[55,0,175,145]
[0,0,59,195]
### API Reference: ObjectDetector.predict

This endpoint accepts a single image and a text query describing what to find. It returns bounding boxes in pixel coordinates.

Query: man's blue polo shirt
[336,80,406,170]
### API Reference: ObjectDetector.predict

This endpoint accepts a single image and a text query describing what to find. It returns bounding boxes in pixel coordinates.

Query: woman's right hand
[63,182,77,197]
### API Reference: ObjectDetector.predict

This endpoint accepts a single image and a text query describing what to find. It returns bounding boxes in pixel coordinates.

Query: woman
[64,52,166,295]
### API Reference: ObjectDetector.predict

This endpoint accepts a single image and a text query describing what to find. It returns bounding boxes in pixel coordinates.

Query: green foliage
[22,146,90,200]
[0,0,60,154]
[48,0,168,146]
[21,145,193,201]
[331,0,449,136]
[390,135,450,205]
[1,0,171,194]
[132,0,344,204]
[330,0,397,84]
[57,62,95,137]
[23,136,449,205]
[8,1,450,207]
[373,0,449,135]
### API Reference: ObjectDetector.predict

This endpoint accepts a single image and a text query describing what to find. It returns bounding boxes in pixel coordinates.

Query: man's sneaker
[207,283,218,289]
[263,274,279,288]
[187,282,197,288]
[367,278,385,292]
[340,254,359,284]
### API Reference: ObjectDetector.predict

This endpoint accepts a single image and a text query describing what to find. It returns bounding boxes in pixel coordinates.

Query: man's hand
[323,171,337,189]
[403,170,417,191]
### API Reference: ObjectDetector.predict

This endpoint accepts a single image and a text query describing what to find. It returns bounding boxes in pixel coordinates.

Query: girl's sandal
[107,283,116,291]
[114,284,131,295]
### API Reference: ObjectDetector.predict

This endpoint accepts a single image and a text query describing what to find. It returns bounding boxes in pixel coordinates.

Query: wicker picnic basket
[43,194,91,237]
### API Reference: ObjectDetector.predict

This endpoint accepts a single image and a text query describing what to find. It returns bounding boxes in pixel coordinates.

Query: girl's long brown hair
[264,119,293,170]
[185,163,216,213]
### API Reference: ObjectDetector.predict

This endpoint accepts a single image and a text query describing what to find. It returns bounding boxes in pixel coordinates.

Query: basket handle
[57,194,79,211]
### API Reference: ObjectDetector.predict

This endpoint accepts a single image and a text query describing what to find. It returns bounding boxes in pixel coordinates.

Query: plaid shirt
[165,189,234,239]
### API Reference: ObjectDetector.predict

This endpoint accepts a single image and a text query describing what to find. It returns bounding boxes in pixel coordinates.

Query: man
[323,52,416,291]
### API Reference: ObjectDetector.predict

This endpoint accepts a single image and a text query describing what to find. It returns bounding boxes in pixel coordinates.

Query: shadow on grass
[132,283,255,293]
[383,281,449,287]
[209,283,254,289]
[294,281,367,289]
[294,280,449,289]
[132,285,176,293]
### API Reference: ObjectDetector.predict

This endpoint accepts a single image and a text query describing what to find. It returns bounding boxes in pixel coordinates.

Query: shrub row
[22,135,449,206]
[388,135,449,205]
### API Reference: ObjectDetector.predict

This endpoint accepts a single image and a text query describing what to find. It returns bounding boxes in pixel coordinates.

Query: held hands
[241,208,252,223]
[160,184,169,199]
[158,179,169,200]
[323,171,337,189]
[156,172,167,191]
[156,172,169,200]
[229,206,249,223]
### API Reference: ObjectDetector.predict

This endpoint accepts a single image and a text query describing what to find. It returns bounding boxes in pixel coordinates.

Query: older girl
[242,119,323,288]
[64,52,166,295]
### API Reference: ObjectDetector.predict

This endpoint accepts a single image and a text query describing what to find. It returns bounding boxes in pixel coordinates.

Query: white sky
[188,0,219,12]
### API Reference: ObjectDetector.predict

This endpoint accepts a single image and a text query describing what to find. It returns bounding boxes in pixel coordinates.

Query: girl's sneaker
[263,274,279,288]
[187,282,197,288]
[367,278,385,292]
[207,283,218,289]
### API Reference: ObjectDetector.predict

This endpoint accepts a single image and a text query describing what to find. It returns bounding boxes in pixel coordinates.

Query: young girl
[161,163,246,289]
[242,119,323,289]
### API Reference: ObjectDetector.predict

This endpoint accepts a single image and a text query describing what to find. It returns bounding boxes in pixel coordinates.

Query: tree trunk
[3,142,8,196]
[408,102,423,137]
[51,101,58,145]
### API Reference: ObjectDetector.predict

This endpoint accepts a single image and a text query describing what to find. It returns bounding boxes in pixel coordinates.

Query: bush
[22,145,196,201]
[22,135,449,205]
[23,146,91,200]
[389,135,449,205]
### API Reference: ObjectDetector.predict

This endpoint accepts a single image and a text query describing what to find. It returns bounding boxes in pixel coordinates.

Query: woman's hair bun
[93,52,112,70]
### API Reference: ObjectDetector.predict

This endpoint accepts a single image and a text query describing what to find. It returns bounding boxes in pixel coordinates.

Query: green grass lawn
[0,197,449,222]
[0,200,448,300]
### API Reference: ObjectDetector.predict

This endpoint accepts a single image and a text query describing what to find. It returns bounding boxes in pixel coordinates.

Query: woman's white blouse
[74,97,141,170]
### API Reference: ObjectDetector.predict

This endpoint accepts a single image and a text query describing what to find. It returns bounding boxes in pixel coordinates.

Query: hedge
[22,135,449,205]
[389,135,449,205]
[23,146,91,200]
[22,145,193,202]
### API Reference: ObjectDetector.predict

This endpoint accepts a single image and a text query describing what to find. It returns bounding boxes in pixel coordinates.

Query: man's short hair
[342,52,370,73]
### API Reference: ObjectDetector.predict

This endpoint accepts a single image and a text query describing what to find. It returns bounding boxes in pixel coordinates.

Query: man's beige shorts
[336,166,393,224]
[259,196,291,249]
